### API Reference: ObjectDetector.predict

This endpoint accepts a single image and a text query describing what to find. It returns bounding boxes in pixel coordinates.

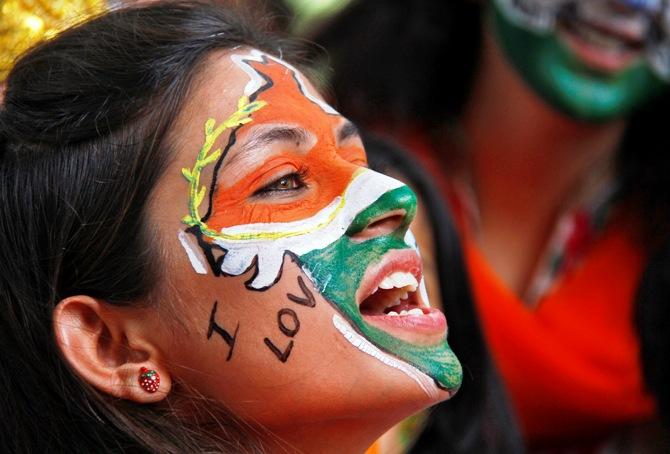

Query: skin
[144,49,460,452]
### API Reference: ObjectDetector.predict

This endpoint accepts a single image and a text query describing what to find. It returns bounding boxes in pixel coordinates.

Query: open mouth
[359,270,424,316]
[356,249,447,345]
[558,3,650,72]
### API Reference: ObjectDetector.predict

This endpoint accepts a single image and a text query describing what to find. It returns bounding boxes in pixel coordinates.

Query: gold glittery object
[0,0,108,81]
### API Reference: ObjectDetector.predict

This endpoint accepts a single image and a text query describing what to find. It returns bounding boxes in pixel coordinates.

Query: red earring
[138,367,160,393]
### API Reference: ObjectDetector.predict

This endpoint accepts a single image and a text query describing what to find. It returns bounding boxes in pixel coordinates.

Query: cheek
[161,259,345,420]
[160,257,430,427]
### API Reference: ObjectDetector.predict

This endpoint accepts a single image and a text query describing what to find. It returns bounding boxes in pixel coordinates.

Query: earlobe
[53,296,171,403]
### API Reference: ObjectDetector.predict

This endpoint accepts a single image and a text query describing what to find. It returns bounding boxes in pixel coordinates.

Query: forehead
[178,48,335,137]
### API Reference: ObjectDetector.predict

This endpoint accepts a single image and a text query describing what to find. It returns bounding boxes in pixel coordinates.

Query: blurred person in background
[313,0,670,452]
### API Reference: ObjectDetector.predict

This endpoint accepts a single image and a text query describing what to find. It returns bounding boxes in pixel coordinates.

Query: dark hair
[636,237,670,429]
[0,2,297,452]
[364,133,523,454]
[312,0,482,128]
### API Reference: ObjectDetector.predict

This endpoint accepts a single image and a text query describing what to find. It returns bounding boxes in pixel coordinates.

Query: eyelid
[337,121,361,145]
[228,156,301,194]
[251,166,309,198]
[338,134,363,148]
[251,162,299,187]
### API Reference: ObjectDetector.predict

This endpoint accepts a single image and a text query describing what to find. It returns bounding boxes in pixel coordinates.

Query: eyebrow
[243,126,310,151]
[225,125,311,168]
[337,121,360,143]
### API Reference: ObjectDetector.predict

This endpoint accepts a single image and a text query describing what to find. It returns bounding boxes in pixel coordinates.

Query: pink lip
[364,307,448,346]
[355,249,423,305]
[558,13,645,74]
[560,27,639,72]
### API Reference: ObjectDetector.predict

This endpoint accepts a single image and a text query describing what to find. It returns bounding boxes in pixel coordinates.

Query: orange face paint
[202,54,366,230]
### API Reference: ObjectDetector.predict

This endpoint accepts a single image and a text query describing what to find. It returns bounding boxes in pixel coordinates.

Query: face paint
[299,188,463,395]
[492,0,670,121]
[180,49,462,395]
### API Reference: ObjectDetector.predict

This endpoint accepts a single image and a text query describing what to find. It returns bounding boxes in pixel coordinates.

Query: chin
[312,245,463,402]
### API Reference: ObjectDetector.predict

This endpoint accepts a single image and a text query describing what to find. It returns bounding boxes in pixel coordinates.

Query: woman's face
[147,49,461,436]
[491,0,670,121]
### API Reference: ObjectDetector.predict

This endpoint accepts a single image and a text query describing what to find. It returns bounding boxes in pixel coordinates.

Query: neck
[460,27,626,294]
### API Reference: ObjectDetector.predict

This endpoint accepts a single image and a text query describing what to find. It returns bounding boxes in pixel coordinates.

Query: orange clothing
[396,128,656,447]
[365,441,381,454]
[466,225,655,446]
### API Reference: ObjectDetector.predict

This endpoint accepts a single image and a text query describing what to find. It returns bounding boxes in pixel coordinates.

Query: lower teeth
[386,308,424,316]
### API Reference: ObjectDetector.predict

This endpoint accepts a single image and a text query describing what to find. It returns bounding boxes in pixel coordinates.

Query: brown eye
[275,175,300,190]
[254,172,306,197]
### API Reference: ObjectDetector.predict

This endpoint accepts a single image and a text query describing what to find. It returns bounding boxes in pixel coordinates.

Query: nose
[345,184,417,241]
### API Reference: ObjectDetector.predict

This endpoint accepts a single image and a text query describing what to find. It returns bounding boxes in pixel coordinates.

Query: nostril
[350,210,406,242]
[367,215,403,231]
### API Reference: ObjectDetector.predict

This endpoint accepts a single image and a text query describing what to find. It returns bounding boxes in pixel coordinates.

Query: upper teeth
[377,272,418,292]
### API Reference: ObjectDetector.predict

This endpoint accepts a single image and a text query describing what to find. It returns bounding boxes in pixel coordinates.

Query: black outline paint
[207,301,240,361]
[277,308,300,337]
[286,275,316,307]
[290,71,339,117]
[263,337,294,363]
[201,61,274,223]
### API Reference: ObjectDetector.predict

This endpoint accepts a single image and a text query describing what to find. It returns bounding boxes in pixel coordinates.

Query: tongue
[360,287,410,315]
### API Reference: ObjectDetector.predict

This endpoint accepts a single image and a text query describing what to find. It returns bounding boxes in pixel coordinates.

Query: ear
[53,296,171,403]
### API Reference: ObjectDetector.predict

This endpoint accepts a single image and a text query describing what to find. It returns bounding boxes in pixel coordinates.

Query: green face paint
[299,186,463,392]
[491,1,668,122]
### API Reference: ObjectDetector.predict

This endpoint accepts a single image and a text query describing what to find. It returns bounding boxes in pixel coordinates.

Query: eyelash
[253,167,309,198]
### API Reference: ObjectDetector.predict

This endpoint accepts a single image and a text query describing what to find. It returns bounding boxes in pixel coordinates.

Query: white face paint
[331,313,440,400]
[210,169,404,289]
[230,49,339,114]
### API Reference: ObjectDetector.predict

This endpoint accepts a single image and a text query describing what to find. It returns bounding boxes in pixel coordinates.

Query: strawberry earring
[138,367,160,393]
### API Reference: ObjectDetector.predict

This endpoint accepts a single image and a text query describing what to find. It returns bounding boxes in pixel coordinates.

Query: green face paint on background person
[491,0,670,122]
